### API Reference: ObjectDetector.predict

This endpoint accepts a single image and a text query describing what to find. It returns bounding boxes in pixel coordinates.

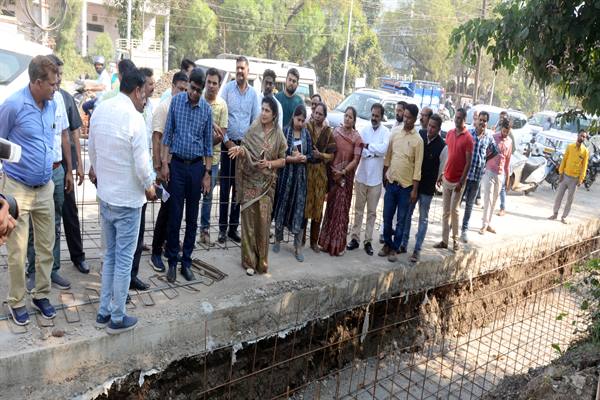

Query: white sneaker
[460,230,468,243]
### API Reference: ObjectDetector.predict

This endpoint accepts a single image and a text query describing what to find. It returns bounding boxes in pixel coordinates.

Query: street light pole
[341,0,353,96]
[473,0,487,102]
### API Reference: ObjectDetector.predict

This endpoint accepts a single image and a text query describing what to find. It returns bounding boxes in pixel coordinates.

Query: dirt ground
[483,339,600,400]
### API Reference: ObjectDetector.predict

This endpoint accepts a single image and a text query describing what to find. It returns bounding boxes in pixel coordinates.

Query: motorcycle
[544,140,563,190]
[70,79,96,139]
[584,142,600,190]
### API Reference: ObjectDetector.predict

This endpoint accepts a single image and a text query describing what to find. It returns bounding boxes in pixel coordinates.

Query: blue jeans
[400,193,433,253]
[461,179,481,232]
[98,200,141,323]
[499,183,506,210]
[200,164,219,232]
[166,158,205,267]
[27,166,65,274]
[383,183,412,252]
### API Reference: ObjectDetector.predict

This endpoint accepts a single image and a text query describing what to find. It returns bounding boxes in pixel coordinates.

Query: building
[0,0,168,74]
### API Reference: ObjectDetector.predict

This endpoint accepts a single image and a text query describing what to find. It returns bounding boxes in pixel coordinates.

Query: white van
[0,34,53,105]
[194,54,317,104]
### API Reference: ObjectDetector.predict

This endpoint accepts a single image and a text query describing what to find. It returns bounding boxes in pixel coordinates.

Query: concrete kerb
[1,217,599,399]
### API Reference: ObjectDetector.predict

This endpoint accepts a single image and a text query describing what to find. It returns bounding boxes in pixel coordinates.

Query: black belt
[231,139,242,145]
[172,154,204,165]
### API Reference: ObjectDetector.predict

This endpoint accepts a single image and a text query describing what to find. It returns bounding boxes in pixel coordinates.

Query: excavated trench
[95,237,597,400]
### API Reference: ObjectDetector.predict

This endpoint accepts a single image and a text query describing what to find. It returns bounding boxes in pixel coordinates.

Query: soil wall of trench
[95,236,599,400]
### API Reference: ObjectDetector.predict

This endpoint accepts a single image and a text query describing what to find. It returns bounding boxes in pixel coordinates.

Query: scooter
[509,140,549,194]
[584,142,600,190]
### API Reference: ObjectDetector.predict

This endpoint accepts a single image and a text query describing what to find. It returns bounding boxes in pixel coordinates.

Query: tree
[54,0,95,79]
[450,0,600,115]
[90,33,115,63]
[169,0,217,68]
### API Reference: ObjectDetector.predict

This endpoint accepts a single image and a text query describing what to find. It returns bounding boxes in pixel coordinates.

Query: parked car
[535,129,577,156]
[328,88,414,132]
[528,110,558,135]
[0,35,52,105]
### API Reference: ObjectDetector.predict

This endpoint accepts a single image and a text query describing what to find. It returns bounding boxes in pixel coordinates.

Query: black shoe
[228,230,241,243]
[74,260,90,274]
[129,277,150,291]
[399,246,407,254]
[364,242,374,256]
[181,265,195,281]
[218,231,227,244]
[167,264,176,283]
[346,239,359,250]
[150,254,166,272]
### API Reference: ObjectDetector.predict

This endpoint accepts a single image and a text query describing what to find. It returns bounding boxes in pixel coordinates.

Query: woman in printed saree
[273,105,313,262]
[228,97,287,275]
[318,106,363,256]
[304,102,336,252]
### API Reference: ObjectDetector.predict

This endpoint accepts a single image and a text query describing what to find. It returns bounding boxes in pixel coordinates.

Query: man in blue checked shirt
[460,111,498,243]
[0,56,60,326]
[161,68,213,283]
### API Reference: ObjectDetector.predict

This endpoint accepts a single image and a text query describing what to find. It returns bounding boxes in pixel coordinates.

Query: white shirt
[89,92,155,208]
[97,70,111,94]
[52,91,69,162]
[258,93,283,130]
[355,124,391,186]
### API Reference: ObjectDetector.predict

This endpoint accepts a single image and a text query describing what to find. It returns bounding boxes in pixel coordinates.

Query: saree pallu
[318,127,362,256]
[305,122,336,221]
[236,120,287,273]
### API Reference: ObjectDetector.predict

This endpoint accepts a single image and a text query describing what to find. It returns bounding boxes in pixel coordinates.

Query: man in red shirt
[434,108,474,251]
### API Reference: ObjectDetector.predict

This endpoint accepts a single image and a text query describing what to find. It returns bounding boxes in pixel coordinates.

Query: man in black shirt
[401,113,447,263]
[60,83,89,274]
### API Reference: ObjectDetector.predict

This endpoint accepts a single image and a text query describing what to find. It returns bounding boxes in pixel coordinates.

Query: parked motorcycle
[70,79,95,139]
[584,142,600,190]
[544,140,563,191]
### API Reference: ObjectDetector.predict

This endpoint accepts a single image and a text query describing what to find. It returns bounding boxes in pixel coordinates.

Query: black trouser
[218,143,240,234]
[62,168,85,264]
[152,199,169,257]
[131,203,147,279]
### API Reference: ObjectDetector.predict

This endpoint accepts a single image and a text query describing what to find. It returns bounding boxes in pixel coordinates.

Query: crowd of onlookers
[0,54,590,334]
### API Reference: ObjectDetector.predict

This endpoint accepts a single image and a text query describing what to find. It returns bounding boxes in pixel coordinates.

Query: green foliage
[169,0,217,68]
[450,0,600,115]
[54,0,95,80]
[108,0,144,39]
[90,33,115,63]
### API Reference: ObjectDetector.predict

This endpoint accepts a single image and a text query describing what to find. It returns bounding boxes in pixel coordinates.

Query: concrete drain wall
[94,235,599,400]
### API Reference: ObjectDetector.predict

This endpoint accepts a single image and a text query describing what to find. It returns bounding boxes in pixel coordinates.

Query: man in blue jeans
[161,68,213,282]
[459,111,497,243]
[400,114,447,263]
[26,54,74,291]
[379,104,423,262]
[89,69,156,335]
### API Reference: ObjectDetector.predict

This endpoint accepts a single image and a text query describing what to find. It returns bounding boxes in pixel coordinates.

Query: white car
[0,35,52,105]
[528,110,558,135]
[328,88,414,132]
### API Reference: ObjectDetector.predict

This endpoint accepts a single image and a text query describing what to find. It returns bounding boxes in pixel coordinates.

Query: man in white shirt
[129,67,155,291]
[88,69,156,335]
[347,103,391,256]
[26,54,74,291]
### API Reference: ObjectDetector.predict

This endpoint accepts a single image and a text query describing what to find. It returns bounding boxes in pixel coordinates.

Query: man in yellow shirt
[549,129,589,224]
[379,103,424,262]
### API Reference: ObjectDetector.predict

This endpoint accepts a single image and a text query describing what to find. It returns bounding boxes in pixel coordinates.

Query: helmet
[93,55,105,65]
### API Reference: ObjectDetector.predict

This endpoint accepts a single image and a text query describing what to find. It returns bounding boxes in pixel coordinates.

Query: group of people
[0,53,591,334]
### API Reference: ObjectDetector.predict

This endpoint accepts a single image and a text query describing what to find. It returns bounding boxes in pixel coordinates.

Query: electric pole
[341,0,353,96]
[127,0,132,55]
